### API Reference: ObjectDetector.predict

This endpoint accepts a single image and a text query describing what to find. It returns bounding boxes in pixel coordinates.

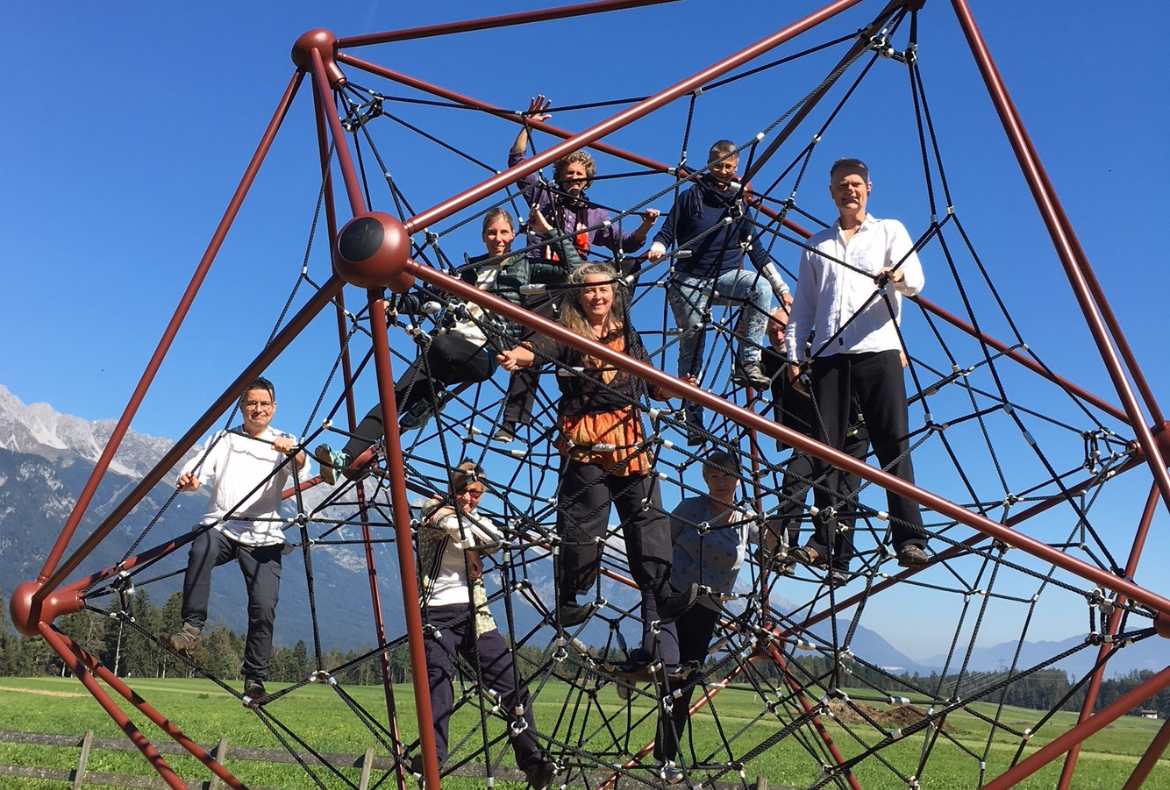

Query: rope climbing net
[35,4,1169,790]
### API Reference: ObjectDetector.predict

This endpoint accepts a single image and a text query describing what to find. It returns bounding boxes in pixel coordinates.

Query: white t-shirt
[181,427,312,546]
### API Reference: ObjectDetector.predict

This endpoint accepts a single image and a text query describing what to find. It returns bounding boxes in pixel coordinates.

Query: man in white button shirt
[162,377,310,703]
[784,158,930,571]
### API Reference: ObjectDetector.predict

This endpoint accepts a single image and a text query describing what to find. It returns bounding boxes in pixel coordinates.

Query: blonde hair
[559,262,625,340]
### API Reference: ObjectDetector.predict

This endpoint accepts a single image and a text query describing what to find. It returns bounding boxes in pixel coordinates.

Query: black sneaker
[243,677,267,706]
[829,569,851,587]
[162,623,201,658]
[522,760,557,790]
[493,426,515,444]
[897,544,930,568]
[656,583,699,623]
[556,601,598,628]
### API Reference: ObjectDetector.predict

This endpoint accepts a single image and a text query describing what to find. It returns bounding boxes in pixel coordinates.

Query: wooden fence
[0,728,780,789]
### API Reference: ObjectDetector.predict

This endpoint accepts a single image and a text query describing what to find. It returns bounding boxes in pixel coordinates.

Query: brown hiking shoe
[163,623,201,658]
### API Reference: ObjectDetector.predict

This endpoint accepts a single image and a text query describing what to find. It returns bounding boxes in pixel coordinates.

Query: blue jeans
[667,270,770,380]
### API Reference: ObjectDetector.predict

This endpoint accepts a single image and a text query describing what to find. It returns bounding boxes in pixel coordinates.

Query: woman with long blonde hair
[499,263,698,628]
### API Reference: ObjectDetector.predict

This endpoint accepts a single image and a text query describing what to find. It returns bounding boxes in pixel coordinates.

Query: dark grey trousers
[181,527,282,680]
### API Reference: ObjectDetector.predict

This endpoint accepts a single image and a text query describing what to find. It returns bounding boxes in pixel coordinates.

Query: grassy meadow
[0,676,1165,789]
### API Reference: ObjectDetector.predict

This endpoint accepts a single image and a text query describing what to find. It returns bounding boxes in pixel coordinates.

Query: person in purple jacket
[509,95,659,261]
[647,140,794,445]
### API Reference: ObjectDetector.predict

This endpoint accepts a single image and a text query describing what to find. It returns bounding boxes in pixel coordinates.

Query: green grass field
[0,676,1164,789]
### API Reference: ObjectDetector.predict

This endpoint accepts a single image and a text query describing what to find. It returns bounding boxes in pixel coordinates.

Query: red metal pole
[949,0,1170,514]
[307,48,367,215]
[36,276,345,599]
[912,297,1130,424]
[403,258,1170,620]
[978,666,1170,790]
[398,0,872,235]
[1122,713,1170,790]
[66,635,247,789]
[365,292,441,789]
[40,625,190,790]
[1057,481,1161,788]
[35,70,304,587]
[765,643,864,790]
[338,0,685,48]
[311,65,402,746]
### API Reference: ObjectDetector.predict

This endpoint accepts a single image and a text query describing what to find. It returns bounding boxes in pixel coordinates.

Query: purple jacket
[508,150,645,257]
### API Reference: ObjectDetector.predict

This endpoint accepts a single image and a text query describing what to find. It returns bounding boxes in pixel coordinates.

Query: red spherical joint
[9,580,84,638]
[291,29,346,89]
[334,212,415,292]
[1132,421,1170,463]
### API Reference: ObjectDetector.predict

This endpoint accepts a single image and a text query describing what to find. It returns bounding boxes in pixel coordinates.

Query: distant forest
[2,592,1166,720]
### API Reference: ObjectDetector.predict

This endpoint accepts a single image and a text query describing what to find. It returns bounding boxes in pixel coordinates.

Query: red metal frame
[12,2,1167,789]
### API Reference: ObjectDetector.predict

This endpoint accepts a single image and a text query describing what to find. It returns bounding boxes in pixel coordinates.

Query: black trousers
[556,461,673,604]
[810,350,925,552]
[343,334,495,458]
[181,528,282,680]
[424,605,542,769]
[638,594,721,763]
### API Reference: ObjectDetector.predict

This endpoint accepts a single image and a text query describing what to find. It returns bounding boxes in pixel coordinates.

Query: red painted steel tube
[741,0,903,186]
[1123,712,1170,790]
[311,74,402,740]
[949,0,1170,515]
[399,0,871,235]
[36,276,345,599]
[978,665,1170,790]
[912,296,1130,424]
[1057,481,1161,789]
[765,642,864,790]
[769,456,1145,643]
[35,71,304,588]
[404,257,1170,619]
[339,0,684,48]
[365,293,441,788]
[308,48,367,215]
[1064,229,1164,426]
[40,624,190,790]
[67,637,247,789]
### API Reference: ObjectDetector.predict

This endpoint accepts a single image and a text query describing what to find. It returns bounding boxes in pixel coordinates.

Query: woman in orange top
[499,263,698,628]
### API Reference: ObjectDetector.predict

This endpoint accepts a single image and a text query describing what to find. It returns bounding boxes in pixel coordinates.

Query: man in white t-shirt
[785,158,930,571]
[162,377,310,703]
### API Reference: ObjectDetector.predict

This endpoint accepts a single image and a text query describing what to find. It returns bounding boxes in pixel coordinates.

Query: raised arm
[510,95,552,156]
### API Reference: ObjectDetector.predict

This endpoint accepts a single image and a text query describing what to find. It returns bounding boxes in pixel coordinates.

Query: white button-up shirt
[786,214,924,360]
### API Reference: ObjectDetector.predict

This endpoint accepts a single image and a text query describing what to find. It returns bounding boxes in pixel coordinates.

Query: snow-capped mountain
[0,384,177,479]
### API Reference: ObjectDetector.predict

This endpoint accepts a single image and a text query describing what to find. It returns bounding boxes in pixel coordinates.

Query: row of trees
[2,592,1166,718]
[0,591,413,686]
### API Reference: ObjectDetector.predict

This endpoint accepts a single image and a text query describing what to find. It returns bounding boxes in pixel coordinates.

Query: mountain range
[1,384,1157,679]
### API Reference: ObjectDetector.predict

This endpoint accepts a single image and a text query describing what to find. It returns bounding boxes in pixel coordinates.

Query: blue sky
[5,1,1168,658]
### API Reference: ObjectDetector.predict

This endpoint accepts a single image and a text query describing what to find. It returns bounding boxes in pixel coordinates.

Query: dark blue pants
[424,605,542,769]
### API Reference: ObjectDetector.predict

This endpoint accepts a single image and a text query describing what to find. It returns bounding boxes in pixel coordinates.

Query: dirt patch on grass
[0,686,88,699]
[827,700,952,732]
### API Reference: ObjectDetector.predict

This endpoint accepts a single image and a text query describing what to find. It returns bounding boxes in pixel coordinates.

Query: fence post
[756,777,769,790]
[71,730,94,790]
[209,736,230,790]
[358,746,375,790]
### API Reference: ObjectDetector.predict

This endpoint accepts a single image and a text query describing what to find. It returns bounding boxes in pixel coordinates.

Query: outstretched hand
[525,95,552,124]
